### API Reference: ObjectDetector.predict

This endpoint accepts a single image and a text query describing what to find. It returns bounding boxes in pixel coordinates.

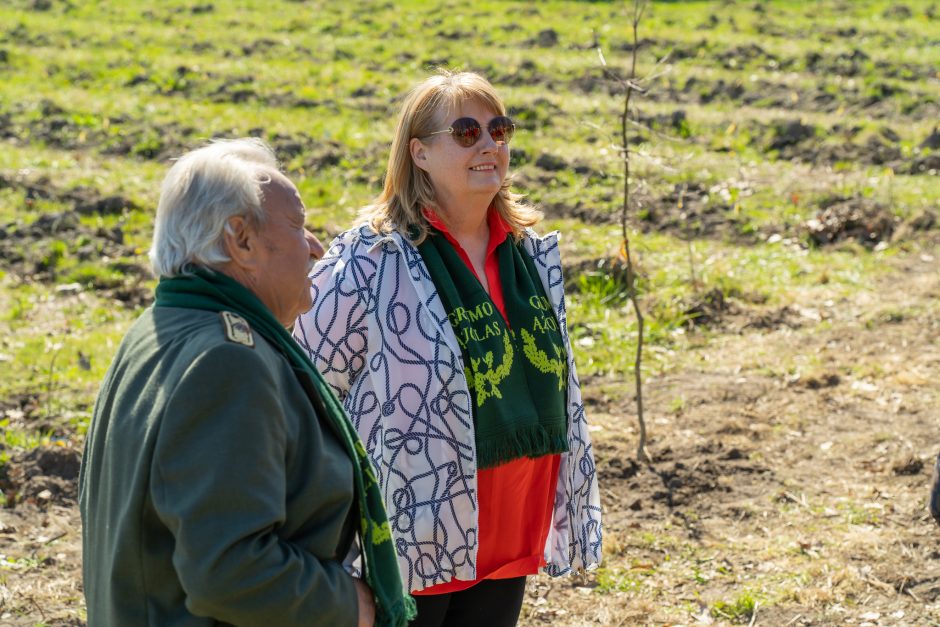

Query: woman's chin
[468,179,504,197]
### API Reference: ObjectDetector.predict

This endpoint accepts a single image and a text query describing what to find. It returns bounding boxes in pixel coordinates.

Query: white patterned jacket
[293,224,602,592]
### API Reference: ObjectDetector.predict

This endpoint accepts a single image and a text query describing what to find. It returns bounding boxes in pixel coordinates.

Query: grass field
[0,0,938,625]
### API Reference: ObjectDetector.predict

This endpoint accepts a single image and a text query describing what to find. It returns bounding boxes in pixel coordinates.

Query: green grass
[595,564,657,593]
[0,0,937,530]
[711,591,759,623]
[0,1,940,390]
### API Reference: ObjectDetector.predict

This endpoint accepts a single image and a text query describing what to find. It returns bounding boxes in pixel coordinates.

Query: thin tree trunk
[596,0,651,463]
[618,1,650,463]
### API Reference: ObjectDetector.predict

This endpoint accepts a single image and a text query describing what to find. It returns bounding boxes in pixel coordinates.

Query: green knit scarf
[418,230,569,469]
[154,268,415,627]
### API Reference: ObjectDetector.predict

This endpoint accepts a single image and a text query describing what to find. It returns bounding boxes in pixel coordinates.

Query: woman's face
[410,98,510,214]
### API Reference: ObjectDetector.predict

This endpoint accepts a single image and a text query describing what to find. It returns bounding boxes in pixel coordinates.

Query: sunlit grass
[0,0,936,458]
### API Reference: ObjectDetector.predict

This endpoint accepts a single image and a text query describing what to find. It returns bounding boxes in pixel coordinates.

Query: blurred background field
[0,1,938,625]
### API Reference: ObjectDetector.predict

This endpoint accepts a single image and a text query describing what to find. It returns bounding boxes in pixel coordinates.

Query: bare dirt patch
[521,241,940,625]
[530,178,759,243]
[2,447,80,509]
[0,174,153,307]
[638,182,754,242]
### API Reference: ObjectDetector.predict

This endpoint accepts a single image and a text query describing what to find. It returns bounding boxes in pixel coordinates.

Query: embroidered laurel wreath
[419,231,569,469]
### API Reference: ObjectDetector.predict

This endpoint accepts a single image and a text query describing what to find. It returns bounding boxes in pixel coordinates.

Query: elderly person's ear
[222,216,256,264]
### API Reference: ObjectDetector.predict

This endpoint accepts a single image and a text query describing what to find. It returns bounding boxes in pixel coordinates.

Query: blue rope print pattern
[522,232,603,576]
[294,226,602,591]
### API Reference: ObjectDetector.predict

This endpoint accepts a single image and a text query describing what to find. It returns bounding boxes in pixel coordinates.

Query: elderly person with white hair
[79,139,415,627]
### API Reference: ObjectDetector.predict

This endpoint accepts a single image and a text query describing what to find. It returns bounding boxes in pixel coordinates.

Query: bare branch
[642,65,673,85]
[632,0,648,26]
[624,80,647,93]
[597,48,629,88]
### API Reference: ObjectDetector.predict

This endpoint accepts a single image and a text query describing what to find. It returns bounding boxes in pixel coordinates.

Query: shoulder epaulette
[219,311,254,348]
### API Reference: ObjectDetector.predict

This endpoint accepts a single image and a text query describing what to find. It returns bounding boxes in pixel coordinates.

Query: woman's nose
[479,131,499,153]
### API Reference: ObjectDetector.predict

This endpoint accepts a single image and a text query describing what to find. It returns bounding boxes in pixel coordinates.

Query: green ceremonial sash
[418,230,569,469]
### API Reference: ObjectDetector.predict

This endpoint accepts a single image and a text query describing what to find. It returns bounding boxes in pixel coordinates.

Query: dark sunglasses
[424,116,516,148]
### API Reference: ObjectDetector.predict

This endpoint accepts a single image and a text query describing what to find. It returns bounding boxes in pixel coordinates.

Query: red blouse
[414,209,561,595]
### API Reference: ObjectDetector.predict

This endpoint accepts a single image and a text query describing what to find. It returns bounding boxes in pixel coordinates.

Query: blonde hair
[360,70,541,244]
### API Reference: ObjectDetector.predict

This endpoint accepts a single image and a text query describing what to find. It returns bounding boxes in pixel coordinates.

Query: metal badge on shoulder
[220,311,254,348]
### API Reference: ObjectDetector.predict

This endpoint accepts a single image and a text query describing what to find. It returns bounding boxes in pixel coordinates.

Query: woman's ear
[410,137,431,173]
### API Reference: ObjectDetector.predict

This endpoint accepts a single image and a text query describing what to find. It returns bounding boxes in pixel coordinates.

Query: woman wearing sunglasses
[293,70,601,627]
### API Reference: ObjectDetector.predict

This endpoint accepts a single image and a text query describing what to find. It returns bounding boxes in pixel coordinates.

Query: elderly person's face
[249,171,321,326]
[412,98,510,211]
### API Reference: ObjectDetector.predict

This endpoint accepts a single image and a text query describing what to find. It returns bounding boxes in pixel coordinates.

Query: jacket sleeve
[150,343,358,627]
[525,231,603,576]
[294,235,375,400]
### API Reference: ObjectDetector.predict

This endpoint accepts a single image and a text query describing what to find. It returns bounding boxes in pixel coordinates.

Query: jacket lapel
[372,232,465,359]
[521,230,566,320]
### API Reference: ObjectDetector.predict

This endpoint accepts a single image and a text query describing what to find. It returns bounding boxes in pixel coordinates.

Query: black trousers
[409,576,528,627]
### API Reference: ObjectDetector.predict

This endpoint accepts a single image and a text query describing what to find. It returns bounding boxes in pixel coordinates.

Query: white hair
[149,138,279,277]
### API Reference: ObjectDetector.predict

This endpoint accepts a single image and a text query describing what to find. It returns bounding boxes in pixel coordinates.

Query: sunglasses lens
[451,118,482,147]
[488,116,515,144]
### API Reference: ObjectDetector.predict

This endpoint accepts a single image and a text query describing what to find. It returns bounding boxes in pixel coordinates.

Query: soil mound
[803,197,897,247]
[2,446,81,508]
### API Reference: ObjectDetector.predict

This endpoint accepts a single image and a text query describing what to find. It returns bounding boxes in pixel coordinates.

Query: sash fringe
[476,423,569,469]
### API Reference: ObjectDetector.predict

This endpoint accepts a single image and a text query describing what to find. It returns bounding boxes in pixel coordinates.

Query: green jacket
[79,307,359,626]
